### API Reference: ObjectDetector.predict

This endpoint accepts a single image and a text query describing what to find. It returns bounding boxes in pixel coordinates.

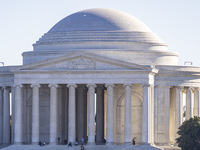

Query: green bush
[176,116,200,150]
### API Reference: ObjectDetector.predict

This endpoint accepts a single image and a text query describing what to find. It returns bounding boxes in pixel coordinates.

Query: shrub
[176,116,200,150]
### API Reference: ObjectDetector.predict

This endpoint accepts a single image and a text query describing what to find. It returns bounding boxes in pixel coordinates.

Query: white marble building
[0,8,200,148]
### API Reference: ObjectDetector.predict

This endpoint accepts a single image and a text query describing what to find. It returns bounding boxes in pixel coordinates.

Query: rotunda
[0,8,199,150]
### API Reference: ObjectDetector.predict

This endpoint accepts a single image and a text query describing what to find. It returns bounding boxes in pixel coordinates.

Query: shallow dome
[49,8,152,32]
[24,8,178,66]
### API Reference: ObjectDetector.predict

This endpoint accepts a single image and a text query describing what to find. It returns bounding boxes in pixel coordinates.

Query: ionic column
[49,84,58,144]
[11,87,15,144]
[67,84,77,143]
[0,87,3,145]
[31,84,40,144]
[105,84,115,144]
[96,85,105,145]
[142,84,151,145]
[14,84,23,144]
[194,88,200,117]
[175,87,183,138]
[186,87,193,120]
[86,84,96,144]
[123,83,132,144]
[3,86,10,145]
[164,86,170,145]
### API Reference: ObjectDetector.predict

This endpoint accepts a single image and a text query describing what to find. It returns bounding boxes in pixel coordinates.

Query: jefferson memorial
[0,8,200,149]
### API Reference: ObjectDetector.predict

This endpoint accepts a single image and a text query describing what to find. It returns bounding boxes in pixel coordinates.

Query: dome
[23,8,178,66]
[34,8,166,50]
[48,8,152,32]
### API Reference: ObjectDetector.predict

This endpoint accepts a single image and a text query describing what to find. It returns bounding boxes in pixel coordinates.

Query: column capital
[2,86,11,90]
[123,83,132,88]
[67,84,77,88]
[30,83,41,88]
[185,87,194,91]
[141,83,152,88]
[13,84,23,88]
[48,83,58,88]
[105,83,115,88]
[86,83,96,88]
[194,87,200,91]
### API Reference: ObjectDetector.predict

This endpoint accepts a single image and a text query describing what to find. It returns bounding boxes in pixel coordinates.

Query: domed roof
[34,8,167,52]
[49,8,152,32]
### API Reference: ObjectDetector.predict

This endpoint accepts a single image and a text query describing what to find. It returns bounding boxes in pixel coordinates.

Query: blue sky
[0,0,200,66]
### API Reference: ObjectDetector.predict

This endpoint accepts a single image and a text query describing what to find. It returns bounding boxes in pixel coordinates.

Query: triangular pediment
[13,53,154,71]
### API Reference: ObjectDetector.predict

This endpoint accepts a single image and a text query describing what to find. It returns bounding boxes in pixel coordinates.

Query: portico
[1,8,200,150]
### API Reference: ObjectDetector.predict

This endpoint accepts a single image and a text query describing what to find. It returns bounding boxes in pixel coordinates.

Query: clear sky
[0,0,200,66]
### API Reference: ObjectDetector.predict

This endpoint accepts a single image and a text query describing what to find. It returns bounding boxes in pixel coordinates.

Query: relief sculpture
[67,58,96,69]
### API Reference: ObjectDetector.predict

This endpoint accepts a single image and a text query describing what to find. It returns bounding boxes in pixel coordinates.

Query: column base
[14,142,23,145]
[87,142,96,145]
[32,142,39,145]
[49,142,56,145]
[124,142,132,145]
[106,142,114,145]
[142,142,151,146]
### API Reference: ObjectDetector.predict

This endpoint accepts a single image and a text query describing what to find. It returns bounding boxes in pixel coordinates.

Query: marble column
[96,85,105,145]
[142,84,151,145]
[14,84,23,144]
[3,86,10,145]
[175,87,183,138]
[186,87,193,120]
[123,84,132,144]
[87,84,96,144]
[49,84,58,144]
[105,84,115,144]
[67,84,77,143]
[164,86,170,145]
[194,88,200,117]
[11,87,15,144]
[31,84,40,144]
[76,85,87,144]
[0,87,3,145]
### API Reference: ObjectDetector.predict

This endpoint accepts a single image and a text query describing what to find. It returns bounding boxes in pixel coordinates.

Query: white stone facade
[0,8,200,149]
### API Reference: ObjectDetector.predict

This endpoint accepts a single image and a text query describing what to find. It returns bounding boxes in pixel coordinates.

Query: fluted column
[87,84,96,144]
[105,84,115,144]
[186,87,193,120]
[123,83,132,144]
[67,84,77,143]
[14,84,23,144]
[0,87,3,145]
[194,88,200,117]
[31,84,40,144]
[49,84,58,144]
[164,86,170,145]
[175,87,183,138]
[11,87,15,144]
[142,84,151,145]
[96,85,105,145]
[3,86,10,145]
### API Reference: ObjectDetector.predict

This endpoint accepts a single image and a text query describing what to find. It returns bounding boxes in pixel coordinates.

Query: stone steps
[0,144,181,150]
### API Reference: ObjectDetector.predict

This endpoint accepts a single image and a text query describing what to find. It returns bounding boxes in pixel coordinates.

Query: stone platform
[0,144,181,150]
